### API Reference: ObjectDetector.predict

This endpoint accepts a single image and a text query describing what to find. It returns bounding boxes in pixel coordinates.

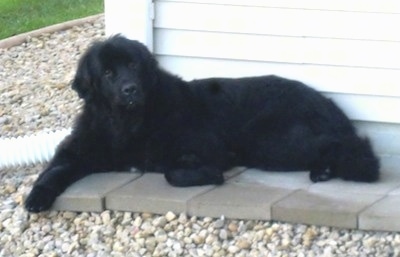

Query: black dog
[25,35,380,212]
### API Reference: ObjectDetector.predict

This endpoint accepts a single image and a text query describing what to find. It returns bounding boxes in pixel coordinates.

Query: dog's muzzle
[120,83,144,108]
[122,83,137,97]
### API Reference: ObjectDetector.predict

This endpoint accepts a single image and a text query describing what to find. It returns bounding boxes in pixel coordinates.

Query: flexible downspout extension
[0,128,71,168]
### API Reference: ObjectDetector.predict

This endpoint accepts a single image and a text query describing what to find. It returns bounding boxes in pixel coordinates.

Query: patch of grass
[0,0,104,39]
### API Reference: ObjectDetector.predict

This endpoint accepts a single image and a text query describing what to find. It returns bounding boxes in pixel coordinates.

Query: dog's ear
[71,53,93,100]
[131,40,159,83]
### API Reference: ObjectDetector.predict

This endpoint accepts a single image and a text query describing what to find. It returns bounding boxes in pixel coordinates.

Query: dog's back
[189,75,380,182]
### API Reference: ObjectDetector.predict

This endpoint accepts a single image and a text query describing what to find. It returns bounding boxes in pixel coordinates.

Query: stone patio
[51,155,400,232]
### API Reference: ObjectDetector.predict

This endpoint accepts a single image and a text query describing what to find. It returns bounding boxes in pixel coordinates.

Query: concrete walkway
[51,155,400,232]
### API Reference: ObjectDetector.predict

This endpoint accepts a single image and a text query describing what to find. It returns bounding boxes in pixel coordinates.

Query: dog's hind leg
[309,135,380,183]
[164,166,224,187]
[307,135,340,183]
[148,129,231,187]
[332,136,380,182]
[164,152,226,186]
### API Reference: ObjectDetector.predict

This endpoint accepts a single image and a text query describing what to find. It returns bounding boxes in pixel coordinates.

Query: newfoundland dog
[25,35,380,212]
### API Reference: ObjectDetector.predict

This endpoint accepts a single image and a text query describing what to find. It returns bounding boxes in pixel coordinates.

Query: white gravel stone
[165,211,176,222]
[155,229,168,243]
[213,218,225,229]
[153,216,167,227]
[219,229,228,240]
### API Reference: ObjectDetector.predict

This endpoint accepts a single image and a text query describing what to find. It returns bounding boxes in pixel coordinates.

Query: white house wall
[105,0,154,49]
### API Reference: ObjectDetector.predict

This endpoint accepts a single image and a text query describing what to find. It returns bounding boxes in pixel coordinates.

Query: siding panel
[323,93,399,123]
[155,2,400,41]
[157,0,400,13]
[157,56,400,97]
[155,29,400,69]
[355,122,400,155]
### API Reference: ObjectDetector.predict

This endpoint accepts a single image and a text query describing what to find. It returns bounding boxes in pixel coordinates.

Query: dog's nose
[121,84,137,96]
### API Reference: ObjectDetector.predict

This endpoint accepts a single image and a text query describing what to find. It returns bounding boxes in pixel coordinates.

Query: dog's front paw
[25,186,58,213]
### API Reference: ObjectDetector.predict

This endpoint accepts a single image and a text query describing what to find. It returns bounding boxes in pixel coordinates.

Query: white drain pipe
[0,128,71,168]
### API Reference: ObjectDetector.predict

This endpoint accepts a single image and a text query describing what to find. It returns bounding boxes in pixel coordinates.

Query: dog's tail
[331,136,380,182]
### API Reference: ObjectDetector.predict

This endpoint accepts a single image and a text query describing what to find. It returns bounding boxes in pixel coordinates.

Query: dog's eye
[128,62,137,70]
[104,69,113,77]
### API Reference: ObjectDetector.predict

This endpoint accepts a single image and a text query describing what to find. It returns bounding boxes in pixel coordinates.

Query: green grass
[0,0,104,39]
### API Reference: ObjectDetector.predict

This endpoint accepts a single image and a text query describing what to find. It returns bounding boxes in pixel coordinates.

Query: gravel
[1,15,400,257]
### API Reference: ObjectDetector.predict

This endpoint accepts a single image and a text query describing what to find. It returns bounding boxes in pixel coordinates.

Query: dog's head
[72,35,157,110]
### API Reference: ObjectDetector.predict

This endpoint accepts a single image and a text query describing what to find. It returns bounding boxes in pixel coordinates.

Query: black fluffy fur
[25,35,380,212]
